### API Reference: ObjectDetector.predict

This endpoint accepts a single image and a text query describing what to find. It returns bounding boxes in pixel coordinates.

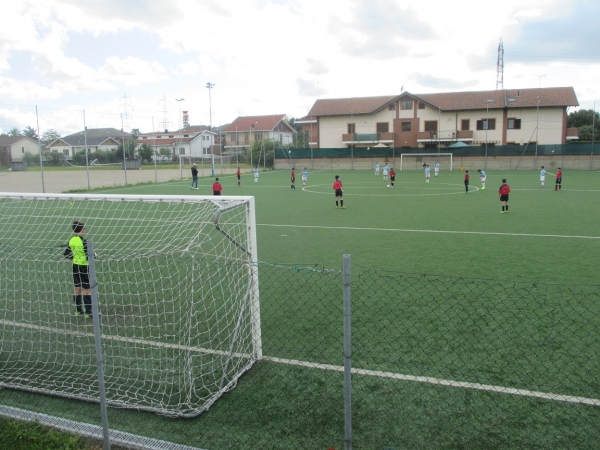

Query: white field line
[3,318,599,406]
[258,223,600,239]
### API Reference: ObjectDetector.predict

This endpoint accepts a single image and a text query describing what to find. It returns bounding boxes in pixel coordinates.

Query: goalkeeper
[67,221,96,319]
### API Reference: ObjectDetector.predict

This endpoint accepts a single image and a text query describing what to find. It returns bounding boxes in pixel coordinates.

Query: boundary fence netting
[1,256,600,449]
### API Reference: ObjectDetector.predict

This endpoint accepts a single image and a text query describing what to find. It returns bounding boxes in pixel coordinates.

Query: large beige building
[297,87,579,149]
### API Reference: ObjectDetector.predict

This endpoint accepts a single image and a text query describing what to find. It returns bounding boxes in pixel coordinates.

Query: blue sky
[1,0,599,135]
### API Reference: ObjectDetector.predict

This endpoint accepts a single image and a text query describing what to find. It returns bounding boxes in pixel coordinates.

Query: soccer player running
[555,167,562,190]
[191,164,198,189]
[383,164,389,181]
[290,168,296,190]
[333,175,345,208]
[389,168,396,188]
[236,167,241,187]
[302,167,308,187]
[464,170,470,193]
[213,178,223,195]
[375,162,380,176]
[67,221,96,319]
[499,178,511,213]
[477,169,486,190]
[434,162,440,177]
[424,164,431,183]
[540,166,547,187]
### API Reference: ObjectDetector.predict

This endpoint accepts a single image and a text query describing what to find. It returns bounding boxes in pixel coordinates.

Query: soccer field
[1,168,600,449]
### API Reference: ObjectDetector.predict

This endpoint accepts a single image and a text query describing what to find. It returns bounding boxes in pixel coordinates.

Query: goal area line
[3,319,597,408]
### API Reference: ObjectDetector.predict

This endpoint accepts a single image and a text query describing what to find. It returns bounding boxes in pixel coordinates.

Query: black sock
[74,295,83,313]
[83,295,92,315]
[336,201,339,206]
[341,200,344,207]
[506,205,508,211]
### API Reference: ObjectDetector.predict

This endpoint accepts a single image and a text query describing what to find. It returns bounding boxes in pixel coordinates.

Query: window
[244,132,249,141]
[388,104,395,110]
[63,149,69,156]
[401,100,413,110]
[401,122,412,132]
[476,119,496,130]
[22,147,25,153]
[255,133,263,140]
[461,119,470,131]
[348,123,356,134]
[179,148,185,155]
[424,121,438,132]
[508,118,521,129]
[418,102,425,109]
[183,134,189,137]
[376,123,389,133]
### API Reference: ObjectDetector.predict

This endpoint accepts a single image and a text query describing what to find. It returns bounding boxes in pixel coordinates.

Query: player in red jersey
[499,178,511,213]
[333,175,344,208]
[389,168,396,188]
[236,167,241,187]
[555,167,562,191]
[212,178,223,196]
[464,170,470,193]
[290,168,296,190]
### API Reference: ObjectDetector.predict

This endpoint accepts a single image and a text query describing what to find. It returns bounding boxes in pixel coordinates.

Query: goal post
[400,153,453,171]
[0,192,261,417]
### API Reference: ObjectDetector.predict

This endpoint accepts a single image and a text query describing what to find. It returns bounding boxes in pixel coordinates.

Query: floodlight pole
[535,94,540,168]
[206,83,215,173]
[485,99,494,170]
[176,98,184,179]
[592,101,596,170]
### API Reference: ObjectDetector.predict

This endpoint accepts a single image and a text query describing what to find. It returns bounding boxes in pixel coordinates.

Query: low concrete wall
[275,155,599,171]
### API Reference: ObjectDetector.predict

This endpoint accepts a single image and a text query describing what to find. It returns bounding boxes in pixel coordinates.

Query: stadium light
[175,99,184,178]
[485,99,494,170]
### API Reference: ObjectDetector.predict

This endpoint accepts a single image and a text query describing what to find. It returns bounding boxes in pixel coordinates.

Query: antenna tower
[496,38,504,90]
[159,94,170,131]
[120,95,134,131]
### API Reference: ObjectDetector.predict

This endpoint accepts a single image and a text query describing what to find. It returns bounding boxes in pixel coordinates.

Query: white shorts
[425,173,430,178]
[480,176,486,182]
[540,176,545,182]
[302,176,307,181]
[435,168,439,173]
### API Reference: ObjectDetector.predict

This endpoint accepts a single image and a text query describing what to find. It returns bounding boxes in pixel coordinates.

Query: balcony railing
[342,132,394,143]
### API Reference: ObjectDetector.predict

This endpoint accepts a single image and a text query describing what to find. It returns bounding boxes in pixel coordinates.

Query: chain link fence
[1,258,599,449]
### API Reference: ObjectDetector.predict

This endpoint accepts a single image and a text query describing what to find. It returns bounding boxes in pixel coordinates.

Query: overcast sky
[1,0,600,134]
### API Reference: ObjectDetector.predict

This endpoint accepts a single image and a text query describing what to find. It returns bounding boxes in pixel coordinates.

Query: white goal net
[0,192,261,417]
[400,153,453,171]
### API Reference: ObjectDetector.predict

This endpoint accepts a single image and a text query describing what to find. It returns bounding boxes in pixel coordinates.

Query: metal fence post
[343,254,352,450]
[88,240,111,450]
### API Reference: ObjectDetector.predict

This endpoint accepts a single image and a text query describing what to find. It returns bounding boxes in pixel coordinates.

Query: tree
[159,147,171,162]
[8,127,20,137]
[138,143,153,163]
[41,129,61,145]
[21,126,39,140]
[248,139,275,168]
[567,109,600,141]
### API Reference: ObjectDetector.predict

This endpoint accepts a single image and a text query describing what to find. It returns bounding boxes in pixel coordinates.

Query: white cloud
[176,60,201,76]
[100,56,168,86]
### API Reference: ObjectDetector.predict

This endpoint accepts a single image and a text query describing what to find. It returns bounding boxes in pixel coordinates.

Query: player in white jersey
[424,165,431,183]
[254,167,259,182]
[375,163,380,176]
[477,169,486,190]
[540,166,547,187]
[434,162,440,177]
[302,168,308,187]
[383,164,389,181]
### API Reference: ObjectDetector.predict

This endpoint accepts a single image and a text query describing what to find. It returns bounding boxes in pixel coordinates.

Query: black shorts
[335,189,343,197]
[390,176,395,182]
[555,178,562,185]
[73,264,90,289]
[237,175,240,180]
[500,194,509,202]
[464,180,469,185]
[291,177,295,182]
[213,191,221,195]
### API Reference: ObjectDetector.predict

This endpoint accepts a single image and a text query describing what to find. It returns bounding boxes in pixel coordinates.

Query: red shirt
[333,180,342,190]
[212,181,222,192]
[465,173,470,181]
[556,170,562,179]
[499,184,510,195]
[236,169,240,177]
[390,170,396,177]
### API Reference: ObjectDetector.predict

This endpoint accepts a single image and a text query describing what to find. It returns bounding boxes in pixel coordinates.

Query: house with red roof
[298,87,579,149]
[221,115,295,155]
